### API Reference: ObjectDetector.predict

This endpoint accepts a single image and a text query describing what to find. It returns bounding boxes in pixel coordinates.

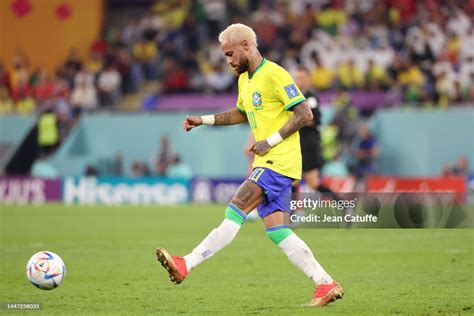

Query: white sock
[184,218,241,271]
[278,233,333,285]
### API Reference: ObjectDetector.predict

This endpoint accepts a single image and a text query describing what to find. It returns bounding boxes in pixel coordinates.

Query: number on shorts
[250,168,265,182]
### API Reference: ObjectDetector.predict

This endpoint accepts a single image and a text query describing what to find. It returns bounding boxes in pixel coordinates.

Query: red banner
[367,176,466,193]
[321,177,356,193]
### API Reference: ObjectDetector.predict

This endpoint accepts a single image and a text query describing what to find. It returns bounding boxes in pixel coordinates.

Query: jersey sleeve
[236,77,246,113]
[272,68,306,111]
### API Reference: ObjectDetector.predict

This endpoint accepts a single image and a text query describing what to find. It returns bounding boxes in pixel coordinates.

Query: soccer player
[156,23,343,307]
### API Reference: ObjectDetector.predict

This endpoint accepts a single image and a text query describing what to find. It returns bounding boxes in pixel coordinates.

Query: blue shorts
[248,167,293,218]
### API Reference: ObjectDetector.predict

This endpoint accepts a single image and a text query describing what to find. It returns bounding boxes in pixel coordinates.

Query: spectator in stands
[55,102,71,144]
[84,165,98,177]
[183,52,205,92]
[204,62,234,93]
[433,53,456,87]
[132,34,158,80]
[64,48,83,73]
[131,161,151,178]
[337,59,364,90]
[112,153,123,176]
[351,122,379,180]
[74,67,95,89]
[167,155,193,179]
[365,59,389,91]
[64,48,83,87]
[15,86,36,115]
[33,69,54,104]
[199,0,227,38]
[435,70,456,107]
[9,52,30,93]
[97,63,122,107]
[316,1,347,36]
[85,52,104,77]
[251,1,283,51]
[452,156,469,176]
[181,15,207,52]
[310,54,335,91]
[0,61,10,93]
[459,56,474,93]
[11,75,32,103]
[0,87,14,114]
[443,156,471,177]
[52,71,70,99]
[70,76,98,111]
[115,47,135,94]
[121,17,142,47]
[154,135,174,176]
[162,57,188,92]
[397,60,425,102]
[280,48,300,75]
[467,72,474,102]
[405,26,436,75]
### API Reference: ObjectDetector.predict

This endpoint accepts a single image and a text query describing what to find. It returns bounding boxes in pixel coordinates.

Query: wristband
[201,115,215,125]
[266,132,283,147]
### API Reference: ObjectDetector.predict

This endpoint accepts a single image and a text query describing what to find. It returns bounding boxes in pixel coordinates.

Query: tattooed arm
[250,101,313,156]
[278,100,313,139]
[183,108,247,131]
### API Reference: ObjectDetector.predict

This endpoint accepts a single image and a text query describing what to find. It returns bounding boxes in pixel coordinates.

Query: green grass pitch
[1,204,473,315]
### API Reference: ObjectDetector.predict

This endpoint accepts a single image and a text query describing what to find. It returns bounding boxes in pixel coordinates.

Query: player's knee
[266,225,293,245]
[229,180,263,212]
[229,197,245,210]
[225,203,247,225]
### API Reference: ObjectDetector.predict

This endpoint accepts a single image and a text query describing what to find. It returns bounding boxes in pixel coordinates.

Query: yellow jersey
[236,58,305,180]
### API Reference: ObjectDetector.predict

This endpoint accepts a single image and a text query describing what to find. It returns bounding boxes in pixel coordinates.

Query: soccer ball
[26,251,66,290]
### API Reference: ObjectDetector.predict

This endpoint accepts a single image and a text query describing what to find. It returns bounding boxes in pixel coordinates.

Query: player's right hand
[183,116,202,132]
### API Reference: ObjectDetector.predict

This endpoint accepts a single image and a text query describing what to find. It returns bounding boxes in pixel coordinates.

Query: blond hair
[218,23,258,47]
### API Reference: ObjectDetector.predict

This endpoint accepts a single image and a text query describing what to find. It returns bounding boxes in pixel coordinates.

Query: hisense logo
[63,177,188,205]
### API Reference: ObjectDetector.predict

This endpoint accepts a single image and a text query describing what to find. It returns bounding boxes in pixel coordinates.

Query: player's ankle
[313,275,333,285]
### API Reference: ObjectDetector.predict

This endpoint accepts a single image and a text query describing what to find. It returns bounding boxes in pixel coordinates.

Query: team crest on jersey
[252,91,263,110]
[284,84,300,99]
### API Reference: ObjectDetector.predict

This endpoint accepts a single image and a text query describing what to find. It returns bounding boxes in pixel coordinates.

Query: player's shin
[183,204,246,272]
[266,225,333,285]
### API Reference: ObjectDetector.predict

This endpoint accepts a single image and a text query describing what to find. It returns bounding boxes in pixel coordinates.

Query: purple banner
[191,177,244,204]
[0,177,62,204]
[153,92,401,111]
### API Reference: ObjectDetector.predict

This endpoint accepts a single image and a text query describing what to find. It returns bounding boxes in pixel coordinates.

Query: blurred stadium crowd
[1,0,473,118]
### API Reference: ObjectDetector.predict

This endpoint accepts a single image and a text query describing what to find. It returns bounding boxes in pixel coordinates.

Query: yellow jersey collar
[248,57,266,79]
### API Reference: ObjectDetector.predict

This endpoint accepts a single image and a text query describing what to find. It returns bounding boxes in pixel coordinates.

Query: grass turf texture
[1,204,473,315]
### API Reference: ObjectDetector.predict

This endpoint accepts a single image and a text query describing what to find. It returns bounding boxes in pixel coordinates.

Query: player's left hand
[249,140,271,156]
